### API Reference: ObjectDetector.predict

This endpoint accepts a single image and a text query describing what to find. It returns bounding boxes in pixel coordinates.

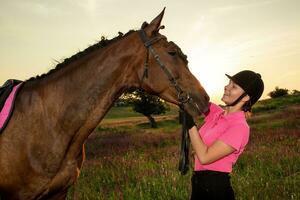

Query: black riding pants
[191,170,235,200]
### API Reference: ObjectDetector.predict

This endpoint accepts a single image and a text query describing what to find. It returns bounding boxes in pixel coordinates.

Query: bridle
[138,29,191,105]
[138,28,197,175]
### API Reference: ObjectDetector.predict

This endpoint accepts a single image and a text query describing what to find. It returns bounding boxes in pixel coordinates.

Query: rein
[178,106,190,175]
[138,29,192,175]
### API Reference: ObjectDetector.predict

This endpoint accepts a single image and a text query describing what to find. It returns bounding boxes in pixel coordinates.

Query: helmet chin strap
[227,92,247,107]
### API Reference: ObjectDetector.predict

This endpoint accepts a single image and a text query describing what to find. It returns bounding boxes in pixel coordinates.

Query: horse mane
[26,30,136,82]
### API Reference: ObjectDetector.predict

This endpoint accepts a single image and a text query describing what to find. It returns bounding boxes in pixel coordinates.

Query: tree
[125,89,170,128]
[291,89,300,95]
[114,93,132,107]
[268,87,289,98]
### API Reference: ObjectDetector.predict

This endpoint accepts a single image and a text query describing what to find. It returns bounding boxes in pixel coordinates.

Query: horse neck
[24,32,143,135]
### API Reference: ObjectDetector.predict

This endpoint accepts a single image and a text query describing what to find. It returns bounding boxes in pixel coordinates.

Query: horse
[0,9,209,199]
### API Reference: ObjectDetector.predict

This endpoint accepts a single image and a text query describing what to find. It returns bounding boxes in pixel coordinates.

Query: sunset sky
[1,0,299,104]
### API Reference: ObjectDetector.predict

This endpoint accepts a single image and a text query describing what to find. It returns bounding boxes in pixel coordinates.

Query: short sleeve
[218,123,250,151]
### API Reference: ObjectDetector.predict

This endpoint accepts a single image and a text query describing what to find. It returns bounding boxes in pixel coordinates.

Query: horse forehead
[167,41,181,49]
[156,38,179,50]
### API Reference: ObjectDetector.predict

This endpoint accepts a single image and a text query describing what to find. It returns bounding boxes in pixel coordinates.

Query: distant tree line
[268,87,300,98]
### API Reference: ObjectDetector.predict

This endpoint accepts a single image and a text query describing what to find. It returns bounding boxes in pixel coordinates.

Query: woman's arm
[189,126,236,165]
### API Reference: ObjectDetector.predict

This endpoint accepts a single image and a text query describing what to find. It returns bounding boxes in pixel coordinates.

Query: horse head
[136,8,209,116]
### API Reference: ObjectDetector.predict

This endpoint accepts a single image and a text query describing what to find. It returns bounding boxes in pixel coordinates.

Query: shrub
[268,87,289,98]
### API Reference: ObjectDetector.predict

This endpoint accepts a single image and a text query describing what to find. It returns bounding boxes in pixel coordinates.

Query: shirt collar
[221,110,245,120]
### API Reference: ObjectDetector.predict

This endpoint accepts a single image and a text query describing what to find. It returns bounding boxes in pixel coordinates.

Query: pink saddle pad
[0,82,23,133]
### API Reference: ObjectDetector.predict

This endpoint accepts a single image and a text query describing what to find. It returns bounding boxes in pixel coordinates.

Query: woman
[185,70,264,200]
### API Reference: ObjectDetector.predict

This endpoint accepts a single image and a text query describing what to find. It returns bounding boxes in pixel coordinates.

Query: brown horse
[0,9,209,199]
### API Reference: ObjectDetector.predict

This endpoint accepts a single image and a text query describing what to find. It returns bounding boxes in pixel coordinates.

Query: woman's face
[221,79,245,105]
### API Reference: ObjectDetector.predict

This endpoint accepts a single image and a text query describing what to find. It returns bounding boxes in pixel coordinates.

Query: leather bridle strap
[138,29,193,175]
[139,30,164,48]
[138,29,190,104]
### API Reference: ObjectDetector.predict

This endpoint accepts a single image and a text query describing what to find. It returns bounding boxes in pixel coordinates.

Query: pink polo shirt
[194,102,250,173]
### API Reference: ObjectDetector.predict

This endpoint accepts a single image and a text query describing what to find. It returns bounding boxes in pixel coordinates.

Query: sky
[1,0,299,104]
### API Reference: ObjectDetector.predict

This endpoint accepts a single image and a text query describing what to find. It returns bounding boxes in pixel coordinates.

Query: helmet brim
[225,74,237,83]
[225,74,244,89]
[225,74,232,79]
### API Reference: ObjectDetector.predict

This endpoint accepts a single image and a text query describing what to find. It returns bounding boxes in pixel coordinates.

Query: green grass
[103,107,143,119]
[252,93,300,113]
[68,148,191,200]
[67,95,300,199]
[104,104,179,119]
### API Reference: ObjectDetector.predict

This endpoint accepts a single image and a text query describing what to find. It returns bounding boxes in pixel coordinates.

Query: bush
[291,89,300,95]
[268,87,289,98]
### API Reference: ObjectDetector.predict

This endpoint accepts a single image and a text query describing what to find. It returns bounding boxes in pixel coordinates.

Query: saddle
[0,79,23,134]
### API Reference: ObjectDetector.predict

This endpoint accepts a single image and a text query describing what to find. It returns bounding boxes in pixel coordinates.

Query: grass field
[67,94,300,200]
[103,103,179,119]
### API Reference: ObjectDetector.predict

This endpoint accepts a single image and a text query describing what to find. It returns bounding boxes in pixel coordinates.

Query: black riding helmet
[225,70,264,111]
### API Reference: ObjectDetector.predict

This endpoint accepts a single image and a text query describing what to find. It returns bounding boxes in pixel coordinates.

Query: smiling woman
[183,70,264,200]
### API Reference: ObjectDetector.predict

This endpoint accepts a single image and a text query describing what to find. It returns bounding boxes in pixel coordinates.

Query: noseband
[138,29,190,104]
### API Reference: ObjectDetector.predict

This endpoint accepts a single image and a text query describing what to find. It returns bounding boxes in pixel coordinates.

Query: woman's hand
[185,111,196,130]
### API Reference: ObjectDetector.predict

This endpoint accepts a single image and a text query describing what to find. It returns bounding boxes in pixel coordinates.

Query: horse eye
[168,51,176,56]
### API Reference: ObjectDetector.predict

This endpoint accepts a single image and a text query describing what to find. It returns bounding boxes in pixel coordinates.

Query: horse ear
[143,7,165,36]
